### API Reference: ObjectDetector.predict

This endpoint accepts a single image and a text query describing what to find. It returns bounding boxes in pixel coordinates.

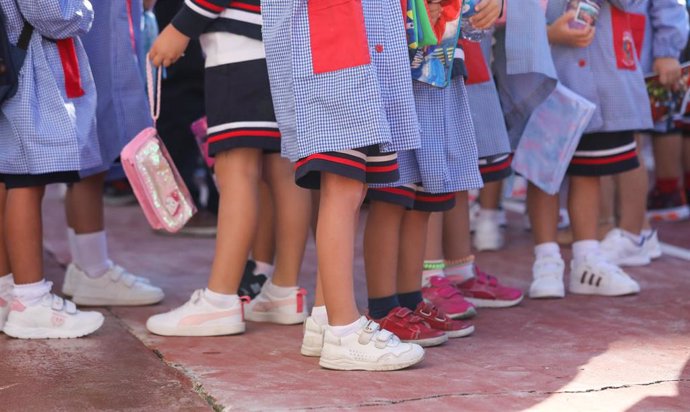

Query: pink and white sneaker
[245,285,308,325]
[448,266,524,308]
[422,276,476,319]
[146,290,246,336]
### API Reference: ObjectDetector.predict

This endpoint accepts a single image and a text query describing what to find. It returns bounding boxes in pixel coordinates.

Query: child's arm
[649,0,689,88]
[470,0,503,30]
[547,10,596,48]
[149,0,226,68]
[18,0,93,40]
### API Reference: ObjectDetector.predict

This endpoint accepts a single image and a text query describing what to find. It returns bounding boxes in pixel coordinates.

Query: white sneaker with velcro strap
[3,293,104,339]
[63,262,152,297]
[70,264,164,306]
[301,316,325,357]
[318,317,425,371]
[568,254,640,296]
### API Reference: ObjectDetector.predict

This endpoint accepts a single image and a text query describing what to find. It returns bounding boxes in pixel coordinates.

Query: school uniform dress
[172,0,281,156]
[261,0,421,189]
[368,45,483,212]
[546,0,653,176]
[0,0,100,188]
[463,36,512,183]
[80,0,151,178]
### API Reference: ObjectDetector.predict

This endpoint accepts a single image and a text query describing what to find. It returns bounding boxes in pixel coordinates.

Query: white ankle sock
[67,228,79,263]
[329,318,362,337]
[13,279,51,306]
[444,258,476,282]
[253,261,275,278]
[262,279,296,298]
[73,231,111,278]
[535,242,561,260]
[572,240,600,265]
[478,208,501,221]
[620,229,643,245]
[421,270,444,287]
[0,273,13,298]
[311,305,328,326]
[203,288,239,309]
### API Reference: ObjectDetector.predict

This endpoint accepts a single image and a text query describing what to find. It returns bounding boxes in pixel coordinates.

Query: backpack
[0,7,33,104]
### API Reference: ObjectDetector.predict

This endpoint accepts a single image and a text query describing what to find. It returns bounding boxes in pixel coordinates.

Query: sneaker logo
[580,271,602,287]
[179,309,242,326]
[51,314,66,327]
[10,300,26,312]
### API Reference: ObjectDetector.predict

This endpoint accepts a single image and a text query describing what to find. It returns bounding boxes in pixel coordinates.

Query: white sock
[620,229,643,245]
[203,288,239,309]
[572,240,600,265]
[0,273,13,298]
[73,231,111,278]
[311,305,328,326]
[421,270,444,287]
[67,228,79,263]
[13,279,51,306]
[329,317,363,337]
[478,208,501,221]
[444,260,476,282]
[262,279,296,298]
[253,260,275,278]
[535,242,561,260]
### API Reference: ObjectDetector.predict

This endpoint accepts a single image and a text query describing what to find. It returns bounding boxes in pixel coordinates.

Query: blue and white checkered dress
[385,77,483,194]
[546,0,653,133]
[466,36,511,159]
[0,0,102,175]
[80,0,150,177]
[261,0,421,163]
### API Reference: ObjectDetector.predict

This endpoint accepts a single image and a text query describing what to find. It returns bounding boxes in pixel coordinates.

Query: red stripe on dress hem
[416,194,455,203]
[296,154,366,171]
[208,130,280,143]
[373,187,417,200]
[479,156,512,173]
[366,164,399,173]
[229,1,261,12]
[570,150,637,166]
[193,0,225,12]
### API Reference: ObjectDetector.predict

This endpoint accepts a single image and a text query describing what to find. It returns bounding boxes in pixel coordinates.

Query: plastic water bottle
[461,0,490,42]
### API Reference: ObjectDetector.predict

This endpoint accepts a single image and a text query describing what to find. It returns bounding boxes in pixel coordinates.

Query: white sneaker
[3,294,104,339]
[63,263,151,297]
[69,264,164,306]
[318,317,425,371]
[473,210,504,251]
[0,282,12,331]
[301,316,325,357]
[529,256,566,299]
[146,290,245,336]
[245,285,307,325]
[642,230,663,260]
[600,229,651,267]
[568,255,640,296]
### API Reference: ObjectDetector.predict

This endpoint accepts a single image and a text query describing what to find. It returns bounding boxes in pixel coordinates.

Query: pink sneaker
[422,276,476,319]
[449,266,524,308]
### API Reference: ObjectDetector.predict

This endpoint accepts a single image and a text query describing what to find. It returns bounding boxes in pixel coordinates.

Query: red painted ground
[2,187,688,411]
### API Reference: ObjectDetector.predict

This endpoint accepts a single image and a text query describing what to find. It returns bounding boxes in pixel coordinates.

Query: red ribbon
[56,38,85,98]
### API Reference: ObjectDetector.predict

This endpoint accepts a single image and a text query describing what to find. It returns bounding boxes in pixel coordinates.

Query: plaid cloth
[629,0,688,74]
[80,0,151,177]
[261,0,421,163]
[0,0,101,175]
[466,35,511,159]
[546,0,653,133]
[376,76,483,194]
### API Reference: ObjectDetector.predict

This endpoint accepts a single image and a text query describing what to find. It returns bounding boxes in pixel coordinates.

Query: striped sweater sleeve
[172,0,226,38]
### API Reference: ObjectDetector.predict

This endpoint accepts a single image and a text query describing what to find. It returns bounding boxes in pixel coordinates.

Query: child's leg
[527,183,559,246]
[6,186,45,285]
[653,133,683,181]
[252,181,276,268]
[263,154,310,288]
[397,210,430,295]
[208,148,263,294]
[0,183,9,276]
[65,172,106,234]
[614,145,646,235]
[479,181,502,210]
[442,192,472,261]
[569,176,600,243]
[317,172,366,326]
[424,212,444,262]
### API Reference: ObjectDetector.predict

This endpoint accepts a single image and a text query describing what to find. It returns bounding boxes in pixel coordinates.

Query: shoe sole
[529,288,565,299]
[647,206,690,222]
[446,325,475,338]
[568,284,640,297]
[319,352,425,371]
[245,311,307,325]
[147,322,246,337]
[300,344,322,357]
[465,295,524,308]
[615,256,651,267]
[403,334,448,347]
[447,307,477,320]
[3,317,104,339]
[72,293,165,307]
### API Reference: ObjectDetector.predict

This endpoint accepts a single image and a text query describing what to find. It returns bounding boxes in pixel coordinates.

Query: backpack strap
[16,22,33,51]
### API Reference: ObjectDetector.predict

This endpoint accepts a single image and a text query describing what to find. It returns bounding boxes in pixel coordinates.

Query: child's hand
[149,25,190,68]
[547,11,596,48]
[428,1,442,26]
[470,0,502,30]
[653,57,682,90]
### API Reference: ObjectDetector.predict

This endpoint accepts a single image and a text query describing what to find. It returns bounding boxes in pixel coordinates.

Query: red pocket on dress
[460,39,490,85]
[308,0,371,74]
[610,6,637,71]
[627,12,646,61]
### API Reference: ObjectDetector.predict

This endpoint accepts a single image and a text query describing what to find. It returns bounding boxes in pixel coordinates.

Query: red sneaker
[448,266,524,308]
[422,275,476,319]
[414,302,474,338]
[372,307,448,347]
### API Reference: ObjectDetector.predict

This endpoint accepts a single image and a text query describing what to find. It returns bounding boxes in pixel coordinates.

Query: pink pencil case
[121,58,197,233]
[191,116,214,168]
